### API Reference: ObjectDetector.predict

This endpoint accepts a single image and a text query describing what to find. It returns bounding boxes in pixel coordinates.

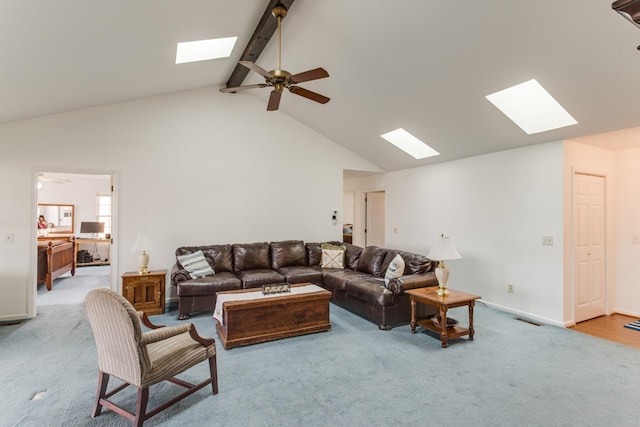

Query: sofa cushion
[323,269,370,291]
[306,242,322,266]
[355,246,388,277]
[176,244,233,273]
[277,265,322,284]
[233,242,270,272]
[177,250,215,278]
[176,272,241,297]
[384,254,405,287]
[391,250,432,275]
[344,244,364,270]
[345,277,395,306]
[271,240,307,269]
[236,269,285,289]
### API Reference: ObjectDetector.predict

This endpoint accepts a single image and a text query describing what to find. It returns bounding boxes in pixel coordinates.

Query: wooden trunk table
[214,283,331,349]
[406,287,481,348]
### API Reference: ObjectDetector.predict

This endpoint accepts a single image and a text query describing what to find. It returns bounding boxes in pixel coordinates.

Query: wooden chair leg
[92,372,109,417]
[209,355,218,395]
[134,387,149,427]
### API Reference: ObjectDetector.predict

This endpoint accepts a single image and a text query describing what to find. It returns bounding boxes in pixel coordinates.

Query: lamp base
[436,286,450,296]
[138,251,150,275]
[434,261,450,296]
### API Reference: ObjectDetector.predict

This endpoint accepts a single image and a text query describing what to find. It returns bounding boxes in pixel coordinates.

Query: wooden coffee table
[406,287,481,348]
[214,283,331,349]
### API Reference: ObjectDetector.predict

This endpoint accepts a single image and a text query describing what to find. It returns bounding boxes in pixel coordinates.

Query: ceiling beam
[225,0,295,88]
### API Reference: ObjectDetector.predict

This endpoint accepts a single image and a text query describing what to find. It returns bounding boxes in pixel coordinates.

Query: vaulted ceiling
[3,1,640,172]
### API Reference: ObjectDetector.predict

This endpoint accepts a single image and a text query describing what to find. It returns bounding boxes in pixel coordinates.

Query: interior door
[365,191,385,247]
[573,173,606,322]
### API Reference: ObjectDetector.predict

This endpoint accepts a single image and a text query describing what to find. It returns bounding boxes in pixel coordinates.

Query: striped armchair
[85,288,218,426]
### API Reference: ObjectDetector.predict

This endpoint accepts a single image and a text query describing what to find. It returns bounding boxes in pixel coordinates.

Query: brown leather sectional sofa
[171,240,438,329]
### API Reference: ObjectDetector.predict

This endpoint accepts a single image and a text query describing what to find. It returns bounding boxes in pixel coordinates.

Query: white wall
[0,87,380,321]
[612,147,640,316]
[346,142,566,325]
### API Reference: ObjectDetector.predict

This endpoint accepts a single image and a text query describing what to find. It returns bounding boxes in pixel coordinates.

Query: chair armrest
[189,324,215,347]
[141,323,191,345]
[388,272,438,294]
[171,263,191,285]
[137,311,165,329]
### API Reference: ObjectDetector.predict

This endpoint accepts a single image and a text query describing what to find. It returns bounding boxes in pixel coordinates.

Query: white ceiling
[4,0,640,172]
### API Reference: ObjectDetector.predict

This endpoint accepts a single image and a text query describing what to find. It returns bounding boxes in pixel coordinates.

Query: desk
[75,238,111,266]
[406,287,480,348]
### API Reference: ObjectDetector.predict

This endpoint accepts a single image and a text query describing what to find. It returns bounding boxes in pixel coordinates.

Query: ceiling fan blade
[219,84,268,93]
[267,90,282,111]
[288,86,330,104]
[239,60,274,80]
[289,68,329,84]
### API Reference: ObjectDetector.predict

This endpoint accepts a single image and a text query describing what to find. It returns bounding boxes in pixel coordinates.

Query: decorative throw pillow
[321,243,346,269]
[177,250,215,278]
[384,254,405,287]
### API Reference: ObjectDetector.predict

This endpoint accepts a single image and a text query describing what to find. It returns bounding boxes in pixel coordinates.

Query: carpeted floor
[1,296,639,427]
[37,266,110,305]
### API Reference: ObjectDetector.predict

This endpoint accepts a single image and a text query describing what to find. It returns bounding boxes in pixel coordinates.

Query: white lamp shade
[131,231,155,252]
[427,234,462,261]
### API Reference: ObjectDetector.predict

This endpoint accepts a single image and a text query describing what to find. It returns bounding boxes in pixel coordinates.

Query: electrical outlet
[542,236,553,246]
[507,284,514,293]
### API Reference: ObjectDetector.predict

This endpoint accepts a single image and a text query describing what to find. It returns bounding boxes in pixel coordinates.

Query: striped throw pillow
[384,254,405,287]
[177,250,215,278]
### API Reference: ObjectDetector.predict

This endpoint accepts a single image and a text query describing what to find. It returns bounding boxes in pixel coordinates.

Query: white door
[365,191,385,247]
[573,173,606,322]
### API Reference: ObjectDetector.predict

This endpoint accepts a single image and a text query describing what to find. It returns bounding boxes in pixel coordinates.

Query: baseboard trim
[480,300,566,328]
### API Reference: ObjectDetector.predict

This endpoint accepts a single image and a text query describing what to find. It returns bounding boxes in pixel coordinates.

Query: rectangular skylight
[485,79,577,135]
[380,128,440,159]
[175,37,238,64]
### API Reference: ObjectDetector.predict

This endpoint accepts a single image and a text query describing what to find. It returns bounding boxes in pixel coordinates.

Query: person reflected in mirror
[38,215,52,229]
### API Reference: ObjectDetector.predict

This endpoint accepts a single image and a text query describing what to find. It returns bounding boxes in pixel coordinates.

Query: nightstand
[121,270,167,315]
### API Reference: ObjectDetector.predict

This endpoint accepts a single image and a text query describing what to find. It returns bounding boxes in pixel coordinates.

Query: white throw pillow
[177,250,215,278]
[321,248,345,269]
[384,254,405,287]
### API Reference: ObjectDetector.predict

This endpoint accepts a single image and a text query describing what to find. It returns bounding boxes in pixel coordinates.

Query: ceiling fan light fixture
[176,37,238,64]
[381,128,440,160]
[612,0,640,29]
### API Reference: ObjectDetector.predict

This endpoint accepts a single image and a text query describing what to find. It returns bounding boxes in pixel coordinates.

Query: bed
[37,237,76,291]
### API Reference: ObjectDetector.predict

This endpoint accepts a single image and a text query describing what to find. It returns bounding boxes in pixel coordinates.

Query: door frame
[571,169,608,323]
[29,167,119,318]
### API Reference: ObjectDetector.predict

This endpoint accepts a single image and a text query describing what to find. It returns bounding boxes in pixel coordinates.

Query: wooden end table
[406,287,481,348]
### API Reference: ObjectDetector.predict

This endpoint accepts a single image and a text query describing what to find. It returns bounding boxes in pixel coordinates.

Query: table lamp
[131,231,155,274]
[427,234,462,296]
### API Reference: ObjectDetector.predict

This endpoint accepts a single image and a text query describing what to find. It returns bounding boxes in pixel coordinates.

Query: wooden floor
[570,313,640,349]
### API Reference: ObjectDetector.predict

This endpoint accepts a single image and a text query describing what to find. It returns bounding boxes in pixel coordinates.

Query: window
[97,194,112,235]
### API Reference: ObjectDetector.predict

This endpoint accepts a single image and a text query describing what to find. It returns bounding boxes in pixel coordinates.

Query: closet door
[573,173,606,323]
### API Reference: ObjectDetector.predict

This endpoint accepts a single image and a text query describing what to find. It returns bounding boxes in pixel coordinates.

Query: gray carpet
[1,297,638,426]
[37,266,110,305]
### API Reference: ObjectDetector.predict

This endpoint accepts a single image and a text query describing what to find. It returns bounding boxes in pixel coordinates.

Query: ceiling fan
[220,3,330,111]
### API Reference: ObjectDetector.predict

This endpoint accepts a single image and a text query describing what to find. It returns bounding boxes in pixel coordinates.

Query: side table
[121,270,167,315]
[406,287,481,348]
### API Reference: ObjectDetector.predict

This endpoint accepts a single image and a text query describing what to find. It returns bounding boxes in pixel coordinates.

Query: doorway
[35,171,116,308]
[573,172,606,323]
[365,191,385,247]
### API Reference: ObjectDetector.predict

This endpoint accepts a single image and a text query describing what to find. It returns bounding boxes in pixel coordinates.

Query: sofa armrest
[388,272,438,294]
[171,263,191,286]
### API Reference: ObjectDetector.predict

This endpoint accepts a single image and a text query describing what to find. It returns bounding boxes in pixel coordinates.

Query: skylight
[485,79,577,135]
[175,37,238,64]
[380,128,440,159]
